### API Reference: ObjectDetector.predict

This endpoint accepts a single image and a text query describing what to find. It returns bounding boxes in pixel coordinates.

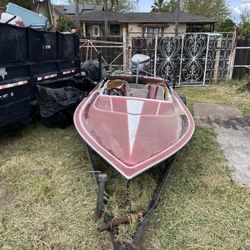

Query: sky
[52,0,250,23]
[137,0,250,22]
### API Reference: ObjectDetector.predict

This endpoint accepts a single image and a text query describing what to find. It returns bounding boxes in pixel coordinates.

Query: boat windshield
[101,79,169,101]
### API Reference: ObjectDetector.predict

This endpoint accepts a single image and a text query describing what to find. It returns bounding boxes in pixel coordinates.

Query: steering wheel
[108,88,124,96]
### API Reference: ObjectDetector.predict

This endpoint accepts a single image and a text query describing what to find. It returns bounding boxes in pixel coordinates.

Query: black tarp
[81,59,106,83]
[36,78,86,128]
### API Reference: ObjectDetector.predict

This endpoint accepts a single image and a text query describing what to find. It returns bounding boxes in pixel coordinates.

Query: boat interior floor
[102,79,169,100]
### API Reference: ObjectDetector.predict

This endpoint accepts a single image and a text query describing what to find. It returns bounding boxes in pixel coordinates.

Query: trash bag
[81,59,107,84]
[36,78,86,128]
[40,108,76,129]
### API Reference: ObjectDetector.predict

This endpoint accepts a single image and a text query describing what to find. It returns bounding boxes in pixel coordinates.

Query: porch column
[82,22,86,37]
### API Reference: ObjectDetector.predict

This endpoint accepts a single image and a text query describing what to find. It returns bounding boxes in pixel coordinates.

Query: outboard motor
[131,54,150,74]
[131,54,150,86]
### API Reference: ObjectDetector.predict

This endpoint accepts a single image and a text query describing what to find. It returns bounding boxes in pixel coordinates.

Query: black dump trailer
[0,23,80,127]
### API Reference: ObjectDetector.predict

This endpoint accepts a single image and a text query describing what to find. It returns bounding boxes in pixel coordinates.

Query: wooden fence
[233,36,250,79]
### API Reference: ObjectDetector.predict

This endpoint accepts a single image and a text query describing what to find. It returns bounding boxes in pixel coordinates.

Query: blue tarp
[6,3,48,29]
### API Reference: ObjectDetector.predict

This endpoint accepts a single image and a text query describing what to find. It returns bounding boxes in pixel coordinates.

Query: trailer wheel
[179,95,187,105]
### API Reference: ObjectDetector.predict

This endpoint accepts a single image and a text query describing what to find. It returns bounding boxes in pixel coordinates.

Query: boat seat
[147,84,169,100]
[125,83,148,98]
[106,79,127,89]
[104,79,128,96]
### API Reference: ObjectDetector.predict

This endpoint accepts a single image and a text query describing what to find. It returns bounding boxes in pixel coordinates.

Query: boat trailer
[86,145,179,250]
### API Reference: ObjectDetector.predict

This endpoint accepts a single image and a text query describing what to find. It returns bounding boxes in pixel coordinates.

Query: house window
[91,25,101,37]
[109,24,120,36]
[147,27,161,34]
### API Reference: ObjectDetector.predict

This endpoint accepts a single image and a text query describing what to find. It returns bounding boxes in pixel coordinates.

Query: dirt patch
[193,103,250,187]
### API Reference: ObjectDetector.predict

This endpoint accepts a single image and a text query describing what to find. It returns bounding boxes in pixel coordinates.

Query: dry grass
[0,126,112,249]
[143,126,250,249]
[0,80,250,249]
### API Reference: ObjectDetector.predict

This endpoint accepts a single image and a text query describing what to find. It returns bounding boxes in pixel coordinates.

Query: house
[52,4,217,38]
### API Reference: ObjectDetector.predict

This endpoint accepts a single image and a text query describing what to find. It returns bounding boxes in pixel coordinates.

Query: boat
[74,56,195,180]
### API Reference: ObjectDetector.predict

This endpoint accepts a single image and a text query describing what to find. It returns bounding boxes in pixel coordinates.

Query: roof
[53,4,217,24]
[78,10,216,24]
[53,4,103,16]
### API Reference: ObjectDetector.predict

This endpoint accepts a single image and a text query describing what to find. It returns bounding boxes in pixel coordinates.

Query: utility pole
[103,0,108,39]
[174,0,180,37]
[173,0,180,89]
[75,0,80,27]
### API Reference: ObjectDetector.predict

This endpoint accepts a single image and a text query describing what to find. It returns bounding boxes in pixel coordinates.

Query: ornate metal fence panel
[180,33,209,85]
[156,33,235,85]
[156,36,182,86]
[128,32,235,86]
[216,33,235,80]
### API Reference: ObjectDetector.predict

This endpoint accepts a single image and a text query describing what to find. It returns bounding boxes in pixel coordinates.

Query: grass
[143,126,250,249]
[178,79,250,118]
[0,80,250,249]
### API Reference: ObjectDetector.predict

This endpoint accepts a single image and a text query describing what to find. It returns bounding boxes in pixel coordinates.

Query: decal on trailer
[43,45,52,50]
[0,80,28,90]
[37,74,57,81]
[0,92,14,100]
[0,68,7,80]
[62,69,76,75]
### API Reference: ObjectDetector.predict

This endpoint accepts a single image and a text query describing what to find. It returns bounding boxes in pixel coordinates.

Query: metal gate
[128,32,236,86]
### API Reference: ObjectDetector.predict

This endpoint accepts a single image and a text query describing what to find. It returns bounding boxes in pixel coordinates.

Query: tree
[182,0,230,22]
[56,16,76,32]
[68,0,136,12]
[151,0,176,12]
[216,18,235,32]
[0,0,34,10]
[240,9,250,36]
[167,0,177,13]
[151,0,167,12]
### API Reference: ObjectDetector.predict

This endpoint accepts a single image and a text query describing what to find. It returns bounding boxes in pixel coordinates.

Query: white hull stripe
[128,114,140,155]
[62,69,76,75]
[0,80,28,90]
[127,100,144,155]
[127,99,144,115]
[37,74,57,81]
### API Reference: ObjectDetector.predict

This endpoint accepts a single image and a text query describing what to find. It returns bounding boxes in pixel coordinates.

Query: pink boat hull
[74,76,195,179]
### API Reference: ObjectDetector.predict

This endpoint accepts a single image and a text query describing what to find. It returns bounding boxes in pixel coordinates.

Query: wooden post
[103,0,108,39]
[228,31,237,80]
[123,26,127,71]
[213,36,222,82]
